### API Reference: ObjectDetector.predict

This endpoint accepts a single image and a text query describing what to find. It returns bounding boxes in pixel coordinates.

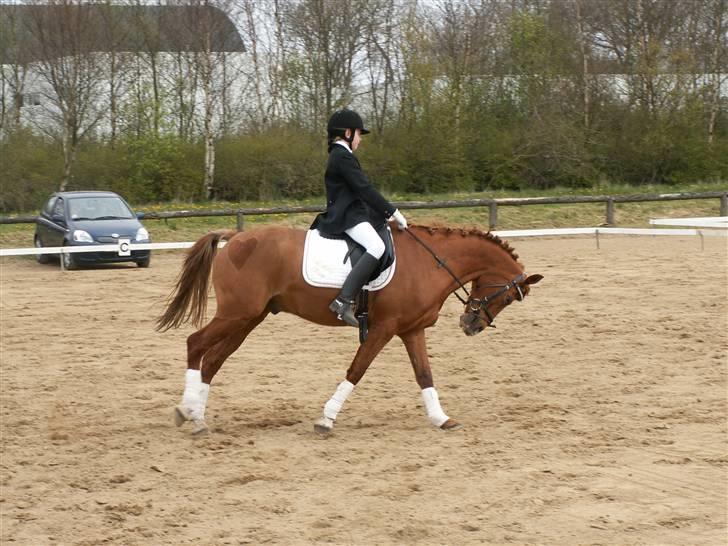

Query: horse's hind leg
[175,316,254,433]
[189,314,267,434]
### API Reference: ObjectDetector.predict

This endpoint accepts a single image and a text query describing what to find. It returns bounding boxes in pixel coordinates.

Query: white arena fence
[1,221,726,264]
[650,216,728,228]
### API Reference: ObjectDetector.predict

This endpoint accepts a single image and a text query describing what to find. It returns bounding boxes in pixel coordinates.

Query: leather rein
[404,228,525,328]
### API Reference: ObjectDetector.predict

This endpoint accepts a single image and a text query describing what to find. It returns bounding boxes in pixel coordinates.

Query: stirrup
[329,298,358,327]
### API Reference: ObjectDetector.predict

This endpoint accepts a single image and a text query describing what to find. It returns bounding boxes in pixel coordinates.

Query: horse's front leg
[400,328,462,431]
[314,328,393,434]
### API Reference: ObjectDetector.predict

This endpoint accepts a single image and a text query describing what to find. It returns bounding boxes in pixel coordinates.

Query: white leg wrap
[182,369,210,421]
[196,383,210,420]
[422,387,449,427]
[323,380,355,421]
[182,369,202,409]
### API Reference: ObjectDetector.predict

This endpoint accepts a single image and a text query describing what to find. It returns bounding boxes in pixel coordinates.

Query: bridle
[404,228,526,328]
[466,274,526,327]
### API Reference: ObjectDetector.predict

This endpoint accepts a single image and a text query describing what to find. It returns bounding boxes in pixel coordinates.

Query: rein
[404,228,525,327]
[404,228,471,305]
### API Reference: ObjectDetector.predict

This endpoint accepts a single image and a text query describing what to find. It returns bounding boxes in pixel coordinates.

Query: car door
[45,197,68,246]
[35,196,53,245]
[36,196,60,246]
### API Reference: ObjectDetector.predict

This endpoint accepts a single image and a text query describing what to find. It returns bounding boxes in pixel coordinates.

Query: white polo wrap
[182,369,202,407]
[182,369,210,420]
[197,383,210,420]
[323,380,355,420]
[422,387,449,427]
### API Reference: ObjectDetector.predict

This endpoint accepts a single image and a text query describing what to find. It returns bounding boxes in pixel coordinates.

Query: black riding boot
[329,253,379,327]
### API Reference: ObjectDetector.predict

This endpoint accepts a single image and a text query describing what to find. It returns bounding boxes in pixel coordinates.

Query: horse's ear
[524,274,543,285]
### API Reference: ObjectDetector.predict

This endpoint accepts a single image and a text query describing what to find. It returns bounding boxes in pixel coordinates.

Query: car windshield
[68,197,134,220]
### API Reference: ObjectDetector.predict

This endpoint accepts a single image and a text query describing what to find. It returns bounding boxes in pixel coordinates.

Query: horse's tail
[156,229,237,332]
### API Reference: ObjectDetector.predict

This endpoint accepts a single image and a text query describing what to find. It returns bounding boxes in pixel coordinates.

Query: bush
[0,129,61,212]
[215,127,325,201]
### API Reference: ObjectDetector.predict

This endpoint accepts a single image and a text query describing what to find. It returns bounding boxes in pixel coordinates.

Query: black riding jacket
[311,143,396,235]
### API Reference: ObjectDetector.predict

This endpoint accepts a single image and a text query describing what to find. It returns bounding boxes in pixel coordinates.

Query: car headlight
[72,230,94,243]
[135,227,150,241]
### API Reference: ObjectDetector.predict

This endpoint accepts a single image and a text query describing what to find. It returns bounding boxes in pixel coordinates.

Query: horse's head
[459,273,543,336]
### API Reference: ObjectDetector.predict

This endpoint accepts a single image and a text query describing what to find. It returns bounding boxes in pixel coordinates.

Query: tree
[24,0,107,191]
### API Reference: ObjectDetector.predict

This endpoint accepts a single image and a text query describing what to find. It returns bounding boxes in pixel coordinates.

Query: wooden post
[606,198,615,225]
[721,193,727,216]
[488,202,497,231]
[236,211,244,231]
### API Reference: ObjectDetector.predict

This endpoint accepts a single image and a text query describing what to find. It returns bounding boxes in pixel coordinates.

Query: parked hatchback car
[34,191,151,269]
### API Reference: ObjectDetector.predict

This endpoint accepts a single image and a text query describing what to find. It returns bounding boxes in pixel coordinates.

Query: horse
[157,224,542,435]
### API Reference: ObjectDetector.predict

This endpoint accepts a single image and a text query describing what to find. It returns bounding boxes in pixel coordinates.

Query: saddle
[302,224,396,291]
[302,223,397,343]
[320,222,395,281]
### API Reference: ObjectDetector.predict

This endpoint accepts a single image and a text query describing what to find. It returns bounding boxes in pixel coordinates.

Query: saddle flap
[302,228,396,291]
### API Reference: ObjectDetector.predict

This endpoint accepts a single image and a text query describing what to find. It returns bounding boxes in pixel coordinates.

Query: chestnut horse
[157,225,542,435]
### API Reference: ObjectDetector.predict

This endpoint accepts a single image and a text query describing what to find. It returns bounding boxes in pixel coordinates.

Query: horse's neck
[420,229,518,284]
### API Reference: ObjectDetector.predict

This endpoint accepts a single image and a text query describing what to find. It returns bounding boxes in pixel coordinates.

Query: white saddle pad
[302,229,396,290]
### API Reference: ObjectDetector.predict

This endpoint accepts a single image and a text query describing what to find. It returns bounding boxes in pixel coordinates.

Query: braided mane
[410,224,520,262]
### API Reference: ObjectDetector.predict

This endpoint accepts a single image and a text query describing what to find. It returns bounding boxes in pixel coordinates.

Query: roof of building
[0,4,245,64]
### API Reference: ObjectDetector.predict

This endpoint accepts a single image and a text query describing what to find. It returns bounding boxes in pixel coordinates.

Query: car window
[52,198,64,219]
[43,197,57,216]
[68,197,134,220]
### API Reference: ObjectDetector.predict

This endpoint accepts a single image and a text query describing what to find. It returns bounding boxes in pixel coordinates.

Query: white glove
[391,209,408,230]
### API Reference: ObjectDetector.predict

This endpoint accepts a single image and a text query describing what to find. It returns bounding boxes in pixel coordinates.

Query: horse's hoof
[440,419,463,431]
[174,405,191,427]
[191,419,209,435]
[313,416,334,435]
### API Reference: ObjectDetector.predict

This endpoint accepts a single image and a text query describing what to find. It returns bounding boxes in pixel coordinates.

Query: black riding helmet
[327,109,370,148]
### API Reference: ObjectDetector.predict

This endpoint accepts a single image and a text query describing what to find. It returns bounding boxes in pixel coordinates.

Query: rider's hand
[391,209,408,230]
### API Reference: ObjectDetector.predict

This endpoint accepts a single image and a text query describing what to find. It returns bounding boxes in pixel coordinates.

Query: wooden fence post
[721,193,727,217]
[606,198,615,225]
[236,211,244,231]
[489,202,498,230]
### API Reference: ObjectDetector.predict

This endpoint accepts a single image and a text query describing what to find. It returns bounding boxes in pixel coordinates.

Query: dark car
[34,191,151,269]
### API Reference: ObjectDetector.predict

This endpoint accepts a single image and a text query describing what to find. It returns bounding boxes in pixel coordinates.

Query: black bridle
[466,274,526,327]
[404,228,526,328]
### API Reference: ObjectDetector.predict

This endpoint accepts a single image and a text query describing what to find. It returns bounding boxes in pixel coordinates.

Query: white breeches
[345,222,385,259]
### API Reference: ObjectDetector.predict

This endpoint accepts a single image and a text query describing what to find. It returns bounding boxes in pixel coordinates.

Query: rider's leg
[329,222,385,327]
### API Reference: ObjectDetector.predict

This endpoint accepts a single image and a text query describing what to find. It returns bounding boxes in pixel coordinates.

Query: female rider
[311,109,407,327]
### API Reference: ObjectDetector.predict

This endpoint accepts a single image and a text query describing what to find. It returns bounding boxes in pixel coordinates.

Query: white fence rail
[649,216,728,228]
[0,241,195,257]
[1,225,726,264]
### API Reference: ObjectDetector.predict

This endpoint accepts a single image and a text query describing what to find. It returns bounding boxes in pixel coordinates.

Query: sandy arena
[1,234,726,545]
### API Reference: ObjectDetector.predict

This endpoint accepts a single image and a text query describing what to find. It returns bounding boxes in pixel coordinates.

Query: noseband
[404,228,526,328]
[465,273,526,327]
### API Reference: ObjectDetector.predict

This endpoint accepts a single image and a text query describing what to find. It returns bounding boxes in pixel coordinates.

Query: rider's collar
[334,140,352,153]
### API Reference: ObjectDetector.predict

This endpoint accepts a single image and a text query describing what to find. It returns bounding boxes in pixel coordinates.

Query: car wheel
[136,256,151,268]
[61,247,78,270]
[35,237,50,264]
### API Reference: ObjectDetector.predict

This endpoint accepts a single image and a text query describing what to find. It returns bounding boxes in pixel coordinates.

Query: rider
[311,108,408,327]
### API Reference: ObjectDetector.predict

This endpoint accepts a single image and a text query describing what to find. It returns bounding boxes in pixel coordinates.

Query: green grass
[1,182,725,248]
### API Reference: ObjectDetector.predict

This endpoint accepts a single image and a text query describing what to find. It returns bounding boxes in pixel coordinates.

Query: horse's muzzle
[459,313,485,336]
